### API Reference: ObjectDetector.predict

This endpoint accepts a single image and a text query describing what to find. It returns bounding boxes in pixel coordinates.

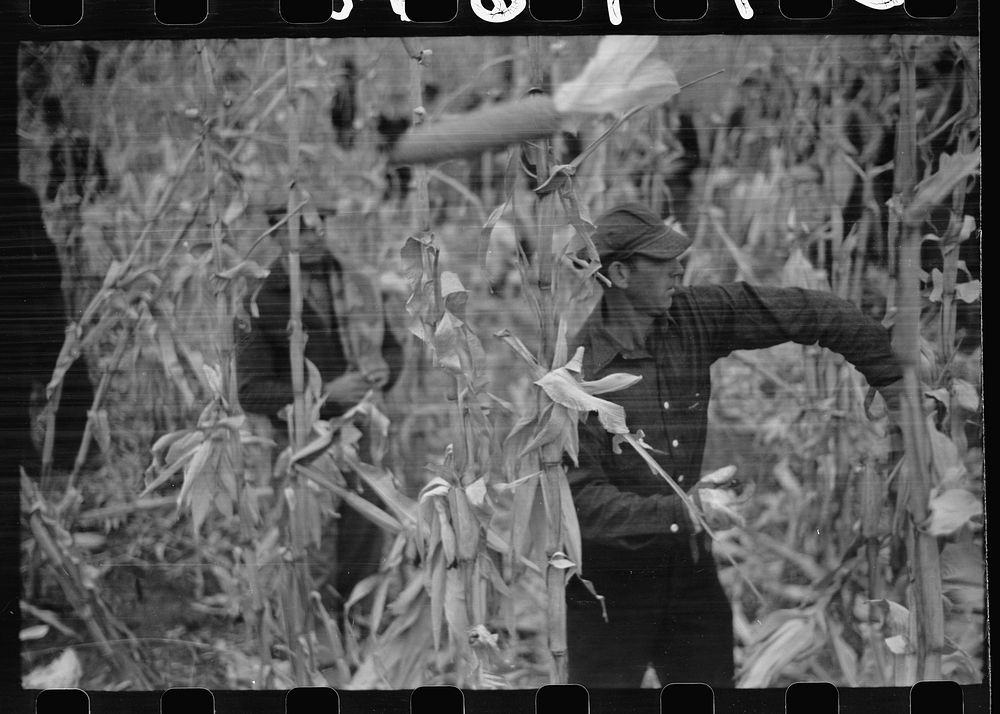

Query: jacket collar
[576,301,676,376]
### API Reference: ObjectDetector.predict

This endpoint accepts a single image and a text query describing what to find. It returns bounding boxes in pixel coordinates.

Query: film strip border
[0,0,979,37]
[26,679,985,713]
[0,3,983,714]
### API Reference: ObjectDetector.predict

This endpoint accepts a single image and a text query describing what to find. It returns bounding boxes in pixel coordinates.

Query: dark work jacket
[236,259,404,424]
[569,282,902,576]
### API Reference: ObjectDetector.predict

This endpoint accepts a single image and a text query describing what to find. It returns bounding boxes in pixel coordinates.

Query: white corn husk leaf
[738,610,825,688]
[22,648,82,689]
[532,346,641,438]
[923,487,982,536]
[554,36,679,116]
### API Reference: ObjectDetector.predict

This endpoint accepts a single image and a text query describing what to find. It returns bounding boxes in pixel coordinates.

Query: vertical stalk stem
[526,35,568,685]
[405,39,432,235]
[195,43,239,413]
[283,39,308,452]
[39,380,63,485]
[540,454,568,683]
[282,38,311,685]
[63,333,129,496]
[891,38,944,682]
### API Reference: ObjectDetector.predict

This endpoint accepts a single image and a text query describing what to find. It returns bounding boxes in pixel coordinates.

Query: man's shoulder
[669,283,741,311]
[672,282,817,309]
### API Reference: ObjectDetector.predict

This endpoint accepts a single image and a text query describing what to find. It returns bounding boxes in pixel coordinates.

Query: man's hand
[361,359,391,389]
[691,465,752,531]
[878,379,906,423]
[324,371,372,406]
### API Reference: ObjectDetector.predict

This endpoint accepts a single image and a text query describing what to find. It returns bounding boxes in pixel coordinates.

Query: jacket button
[669,523,680,534]
[671,439,680,448]
[678,474,685,483]
[662,401,670,410]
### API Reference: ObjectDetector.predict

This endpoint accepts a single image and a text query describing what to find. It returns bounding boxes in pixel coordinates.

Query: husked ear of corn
[389,95,563,166]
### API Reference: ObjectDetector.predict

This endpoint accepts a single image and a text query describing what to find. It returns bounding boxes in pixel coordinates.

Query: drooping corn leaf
[534,368,635,435]
[554,36,679,116]
[923,487,982,536]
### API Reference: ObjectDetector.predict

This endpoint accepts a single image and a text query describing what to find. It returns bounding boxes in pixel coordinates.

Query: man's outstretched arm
[691,282,903,391]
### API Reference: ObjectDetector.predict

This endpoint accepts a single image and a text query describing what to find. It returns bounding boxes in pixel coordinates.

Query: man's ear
[607,260,629,288]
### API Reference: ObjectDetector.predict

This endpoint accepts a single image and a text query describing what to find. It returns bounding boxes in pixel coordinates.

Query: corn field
[17,34,981,691]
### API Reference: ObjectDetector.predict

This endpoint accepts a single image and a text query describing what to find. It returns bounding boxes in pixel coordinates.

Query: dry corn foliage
[18,35,981,689]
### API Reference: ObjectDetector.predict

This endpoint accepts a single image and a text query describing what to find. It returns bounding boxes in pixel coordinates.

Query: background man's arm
[380,318,406,392]
[236,321,296,418]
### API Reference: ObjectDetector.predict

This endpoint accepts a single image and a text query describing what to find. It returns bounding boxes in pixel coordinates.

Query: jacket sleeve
[239,299,407,420]
[697,283,903,388]
[381,317,406,393]
[236,317,296,419]
[566,418,696,549]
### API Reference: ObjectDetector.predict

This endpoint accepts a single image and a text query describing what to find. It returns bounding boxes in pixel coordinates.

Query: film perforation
[153,0,210,26]
[34,687,90,714]
[27,0,83,27]
[411,684,465,713]
[536,683,589,713]
[527,0,584,23]
[277,0,336,25]
[652,0,709,20]
[159,687,215,714]
[403,0,460,23]
[902,0,958,17]
[285,684,341,713]
[785,682,838,714]
[909,680,965,714]
[777,0,833,19]
[660,682,715,713]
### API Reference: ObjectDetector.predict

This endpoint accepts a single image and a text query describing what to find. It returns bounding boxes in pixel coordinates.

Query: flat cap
[592,203,691,264]
[264,204,337,228]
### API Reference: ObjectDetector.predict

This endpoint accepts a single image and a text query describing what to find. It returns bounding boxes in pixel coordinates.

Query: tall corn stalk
[890,37,943,682]
[283,40,309,459]
[527,35,569,684]
[277,38,314,686]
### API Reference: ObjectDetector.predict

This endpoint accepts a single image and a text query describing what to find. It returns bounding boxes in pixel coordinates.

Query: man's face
[619,255,685,316]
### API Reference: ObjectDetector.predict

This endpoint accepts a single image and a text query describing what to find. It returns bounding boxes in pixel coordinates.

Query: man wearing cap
[565,203,902,687]
[236,206,404,605]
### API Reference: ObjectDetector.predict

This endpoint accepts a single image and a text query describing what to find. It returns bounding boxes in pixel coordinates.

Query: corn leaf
[558,467,584,577]
[436,499,457,565]
[739,611,824,688]
[444,568,471,652]
[479,200,512,289]
[44,326,83,400]
[177,440,212,506]
[534,368,634,435]
[905,150,981,222]
[22,648,82,690]
[452,486,480,562]
[923,487,982,536]
[554,36,679,116]
[925,414,967,482]
[430,547,446,651]
[509,469,541,574]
